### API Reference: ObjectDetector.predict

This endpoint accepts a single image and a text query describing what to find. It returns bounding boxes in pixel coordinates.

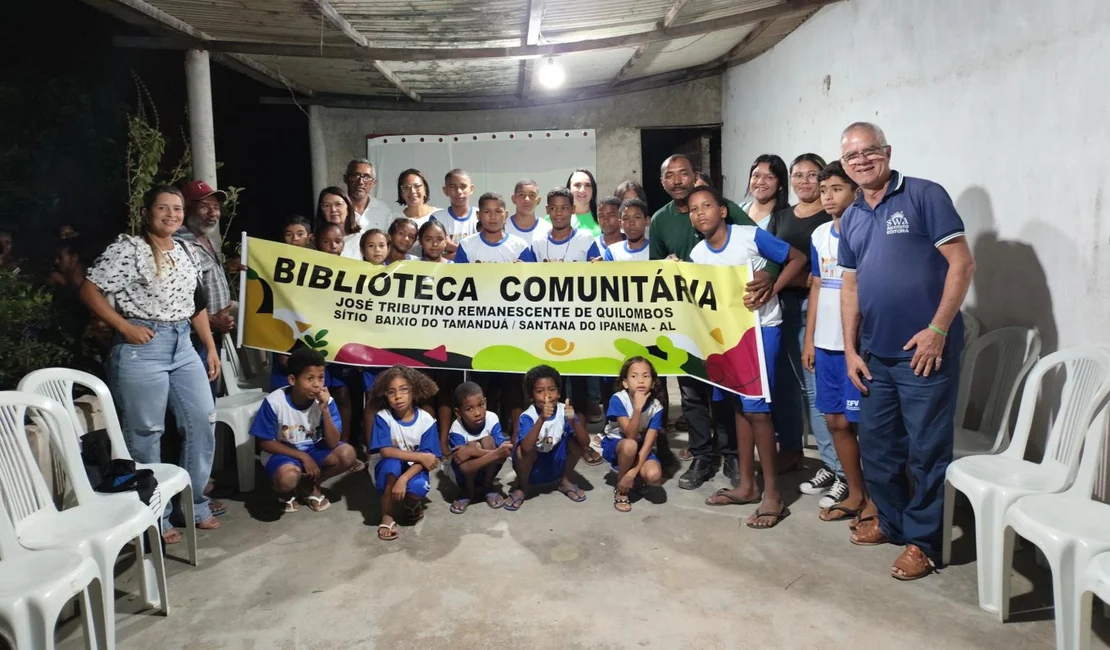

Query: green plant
[124,74,165,235]
[0,270,74,389]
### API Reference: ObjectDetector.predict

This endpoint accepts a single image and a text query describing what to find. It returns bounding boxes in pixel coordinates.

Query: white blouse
[86,234,201,322]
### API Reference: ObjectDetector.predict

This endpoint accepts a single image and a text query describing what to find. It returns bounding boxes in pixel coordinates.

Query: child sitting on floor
[249,347,359,513]
[369,365,442,541]
[447,381,514,513]
[603,357,665,513]
[505,365,592,511]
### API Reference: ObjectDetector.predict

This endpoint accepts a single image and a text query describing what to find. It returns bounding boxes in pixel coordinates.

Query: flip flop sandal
[450,498,471,514]
[614,491,632,513]
[677,448,694,462]
[348,460,366,474]
[705,487,761,507]
[485,492,505,509]
[891,544,936,581]
[849,517,890,546]
[583,449,606,466]
[820,504,861,522]
[197,517,221,530]
[503,492,525,511]
[162,528,183,544]
[746,507,791,529]
[377,522,399,541]
[281,496,300,513]
[558,483,587,502]
[306,494,330,512]
[404,502,425,523]
[209,499,228,517]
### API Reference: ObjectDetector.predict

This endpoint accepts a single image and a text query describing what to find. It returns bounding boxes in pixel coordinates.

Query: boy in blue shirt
[689,184,807,529]
[447,381,514,513]
[454,192,536,263]
[250,348,358,513]
[603,198,651,261]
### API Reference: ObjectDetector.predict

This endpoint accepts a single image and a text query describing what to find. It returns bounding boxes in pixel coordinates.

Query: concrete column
[308,104,329,203]
[185,49,217,187]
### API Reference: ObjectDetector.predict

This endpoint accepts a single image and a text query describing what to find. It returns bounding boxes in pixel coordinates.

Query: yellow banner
[240,237,768,398]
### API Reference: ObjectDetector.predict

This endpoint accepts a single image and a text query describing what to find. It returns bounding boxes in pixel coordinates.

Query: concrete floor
[53,404,1110,650]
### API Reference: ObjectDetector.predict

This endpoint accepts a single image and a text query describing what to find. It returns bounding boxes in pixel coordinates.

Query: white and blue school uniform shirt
[530,228,595,262]
[249,387,343,470]
[838,171,965,360]
[810,220,861,421]
[516,402,575,484]
[431,206,479,241]
[446,412,507,484]
[691,225,792,412]
[505,214,551,246]
[603,239,651,262]
[689,224,791,327]
[454,232,536,263]
[587,234,624,260]
[370,409,441,497]
[601,391,664,468]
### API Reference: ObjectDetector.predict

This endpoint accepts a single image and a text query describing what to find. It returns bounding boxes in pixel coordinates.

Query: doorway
[640,126,722,211]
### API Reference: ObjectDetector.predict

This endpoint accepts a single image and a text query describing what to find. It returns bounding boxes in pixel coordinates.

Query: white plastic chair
[0,496,108,650]
[215,389,264,493]
[999,402,1110,649]
[0,391,170,649]
[1080,552,1110,650]
[953,327,1041,458]
[962,309,981,351]
[18,368,198,566]
[220,333,265,396]
[942,346,1110,614]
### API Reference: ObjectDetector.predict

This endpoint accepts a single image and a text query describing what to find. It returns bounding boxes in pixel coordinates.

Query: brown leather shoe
[891,544,936,581]
[849,516,889,546]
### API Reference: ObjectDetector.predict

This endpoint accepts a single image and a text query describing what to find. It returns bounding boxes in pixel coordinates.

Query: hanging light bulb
[537,57,565,89]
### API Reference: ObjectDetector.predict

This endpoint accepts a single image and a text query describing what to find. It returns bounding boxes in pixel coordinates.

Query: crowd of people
[72,120,974,582]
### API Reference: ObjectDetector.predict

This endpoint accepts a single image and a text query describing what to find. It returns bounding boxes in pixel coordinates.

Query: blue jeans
[773,293,838,472]
[858,353,958,562]
[109,319,216,528]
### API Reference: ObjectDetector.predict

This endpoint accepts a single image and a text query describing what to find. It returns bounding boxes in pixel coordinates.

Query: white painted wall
[316,76,721,206]
[721,0,1110,353]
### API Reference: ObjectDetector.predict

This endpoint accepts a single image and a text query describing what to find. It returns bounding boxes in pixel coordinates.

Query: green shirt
[649,198,781,277]
[541,212,601,236]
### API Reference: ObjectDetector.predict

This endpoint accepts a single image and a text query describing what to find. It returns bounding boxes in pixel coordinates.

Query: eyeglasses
[347,173,375,182]
[841,146,889,165]
[791,172,819,181]
[401,184,424,191]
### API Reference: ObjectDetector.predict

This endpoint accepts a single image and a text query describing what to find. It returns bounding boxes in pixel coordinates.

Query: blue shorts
[448,459,504,487]
[515,437,569,485]
[600,437,658,470]
[814,348,861,423]
[373,457,432,498]
[712,325,780,413]
[264,442,351,478]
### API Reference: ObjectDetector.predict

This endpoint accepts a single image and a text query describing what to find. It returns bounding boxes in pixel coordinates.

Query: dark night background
[0,0,312,274]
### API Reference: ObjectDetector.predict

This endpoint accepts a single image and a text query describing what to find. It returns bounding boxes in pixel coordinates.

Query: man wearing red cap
[178,180,236,373]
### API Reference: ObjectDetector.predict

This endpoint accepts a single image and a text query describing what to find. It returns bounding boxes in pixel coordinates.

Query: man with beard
[178,180,236,378]
[649,154,779,491]
[344,158,394,233]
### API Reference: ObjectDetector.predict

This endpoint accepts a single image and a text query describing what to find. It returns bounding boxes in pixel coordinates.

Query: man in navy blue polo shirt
[837,122,976,581]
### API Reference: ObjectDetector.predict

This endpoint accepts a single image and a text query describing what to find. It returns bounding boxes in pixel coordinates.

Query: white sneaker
[818,477,849,509]
[799,467,835,495]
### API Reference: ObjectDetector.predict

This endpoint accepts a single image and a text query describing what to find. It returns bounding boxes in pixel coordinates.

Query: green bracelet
[928,323,948,336]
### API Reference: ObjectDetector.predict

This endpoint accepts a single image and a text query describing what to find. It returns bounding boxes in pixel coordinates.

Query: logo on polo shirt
[886,212,909,235]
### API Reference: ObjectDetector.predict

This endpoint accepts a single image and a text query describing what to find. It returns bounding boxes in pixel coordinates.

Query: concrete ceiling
[88,0,839,110]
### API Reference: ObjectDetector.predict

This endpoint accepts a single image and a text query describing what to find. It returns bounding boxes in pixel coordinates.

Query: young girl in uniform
[368,365,441,541]
[416,220,451,263]
[386,217,418,263]
[603,357,665,512]
[360,228,389,265]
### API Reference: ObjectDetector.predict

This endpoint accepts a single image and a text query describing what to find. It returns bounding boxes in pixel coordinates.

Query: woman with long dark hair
[316,186,362,259]
[741,155,790,230]
[566,168,601,236]
[767,153,837,496]
[80,184,222,544]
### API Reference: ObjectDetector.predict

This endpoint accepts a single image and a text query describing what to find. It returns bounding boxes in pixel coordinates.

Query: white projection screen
[367,129,596,205]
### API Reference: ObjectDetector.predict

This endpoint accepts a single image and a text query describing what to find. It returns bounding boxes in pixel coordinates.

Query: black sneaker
[722,456,740,487]
[799,467,835,495]
[678,457,714,490]
[819,477,849,509]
